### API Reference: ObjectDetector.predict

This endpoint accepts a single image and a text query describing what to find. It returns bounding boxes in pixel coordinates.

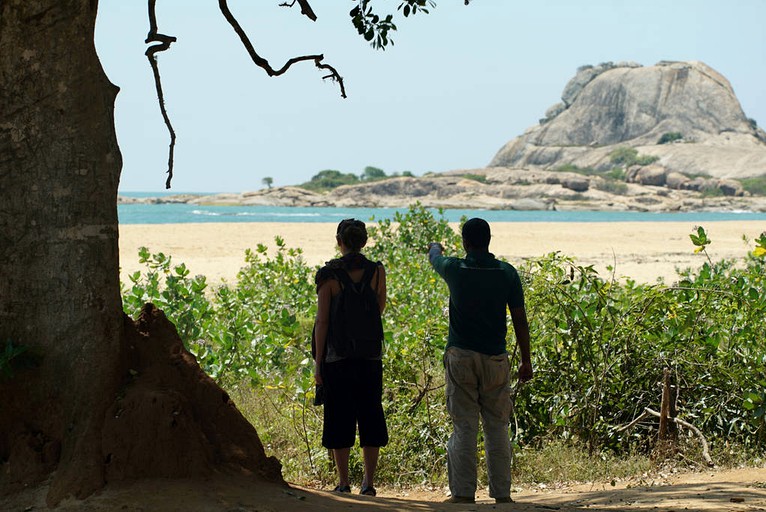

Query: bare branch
[645,407,714,467]
[145,0,178,189]
[219,0,346,98]
[617,407,714,467]
[407,374,435,414]
[615,410,651,433]
[279,0,318,21]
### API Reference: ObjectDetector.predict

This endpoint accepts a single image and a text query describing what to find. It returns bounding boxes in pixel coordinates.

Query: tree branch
[645,407,714,467]
[615,409,651,433]
[279,0,318,21]
[408,374,438,414]
[218,0,346,98]
[145,0,178,189]
[617,407,714,467]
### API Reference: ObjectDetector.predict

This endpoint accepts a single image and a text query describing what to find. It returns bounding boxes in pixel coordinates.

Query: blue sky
[95,1,766,193]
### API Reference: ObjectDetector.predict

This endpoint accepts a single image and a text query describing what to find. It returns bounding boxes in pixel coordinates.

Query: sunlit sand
[119,221,765,286]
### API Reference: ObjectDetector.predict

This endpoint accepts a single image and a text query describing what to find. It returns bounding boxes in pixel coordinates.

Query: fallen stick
[644,407,714,467]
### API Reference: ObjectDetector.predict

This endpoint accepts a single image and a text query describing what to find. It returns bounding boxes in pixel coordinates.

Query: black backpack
[325,260,384,360]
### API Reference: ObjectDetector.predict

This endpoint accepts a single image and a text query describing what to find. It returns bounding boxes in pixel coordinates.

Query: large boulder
[633,165,667,187]
[490,61,766,179]
[665,171,690,189]
[561,176,590,192]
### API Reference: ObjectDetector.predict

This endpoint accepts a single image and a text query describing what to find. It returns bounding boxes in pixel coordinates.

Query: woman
[313,218,387,496]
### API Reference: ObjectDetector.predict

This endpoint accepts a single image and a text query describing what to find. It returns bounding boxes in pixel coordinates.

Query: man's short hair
[462,217,491,249]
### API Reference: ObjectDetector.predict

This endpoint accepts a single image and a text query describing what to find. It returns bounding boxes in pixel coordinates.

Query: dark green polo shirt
[430,249,525,355]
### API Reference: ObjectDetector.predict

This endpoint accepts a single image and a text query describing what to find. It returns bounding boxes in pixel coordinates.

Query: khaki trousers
[444,346,512,499]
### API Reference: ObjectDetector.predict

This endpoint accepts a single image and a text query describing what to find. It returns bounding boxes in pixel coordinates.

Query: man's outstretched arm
[428,242,445,266]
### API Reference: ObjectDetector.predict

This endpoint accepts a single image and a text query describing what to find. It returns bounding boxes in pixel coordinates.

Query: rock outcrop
[490,61,766,179]
[119,61,766,213]
[120,169,766,212]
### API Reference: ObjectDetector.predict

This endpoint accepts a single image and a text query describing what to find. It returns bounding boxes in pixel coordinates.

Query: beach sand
[119,221,765,285]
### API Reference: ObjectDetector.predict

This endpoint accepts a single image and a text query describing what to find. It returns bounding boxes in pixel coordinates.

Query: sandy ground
[119,221,766,285]
[4,466,765,511]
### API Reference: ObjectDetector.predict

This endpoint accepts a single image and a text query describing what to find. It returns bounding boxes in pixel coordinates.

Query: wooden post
[658,368,678,454]
[659,369,670,440]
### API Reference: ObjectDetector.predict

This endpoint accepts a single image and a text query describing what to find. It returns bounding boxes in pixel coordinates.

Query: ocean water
[117,193,766,224]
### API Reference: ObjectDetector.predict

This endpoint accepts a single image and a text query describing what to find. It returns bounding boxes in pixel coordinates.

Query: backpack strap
[359,260,379,291]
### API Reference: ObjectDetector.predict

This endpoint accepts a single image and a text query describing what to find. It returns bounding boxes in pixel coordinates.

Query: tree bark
[1,0,123,503]
[0,1,281,505]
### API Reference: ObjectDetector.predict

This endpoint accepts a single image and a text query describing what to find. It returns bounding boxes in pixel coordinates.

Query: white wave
[228,212,324,218]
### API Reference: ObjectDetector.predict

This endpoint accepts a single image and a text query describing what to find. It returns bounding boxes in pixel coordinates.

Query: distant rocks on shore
[118,168,766,213]
[120,60,766,213]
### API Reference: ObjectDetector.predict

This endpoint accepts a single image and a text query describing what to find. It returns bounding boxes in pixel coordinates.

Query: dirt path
[4,467,765,511]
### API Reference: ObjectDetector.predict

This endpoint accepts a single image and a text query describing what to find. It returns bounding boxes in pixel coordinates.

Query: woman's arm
[376,265,387,314]
[313,281,332,385]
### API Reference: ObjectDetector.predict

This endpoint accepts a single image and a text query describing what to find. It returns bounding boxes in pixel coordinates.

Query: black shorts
[321,359,388,449]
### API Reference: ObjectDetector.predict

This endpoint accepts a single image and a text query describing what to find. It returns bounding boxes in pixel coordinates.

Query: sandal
[333,485,351,493]
[360,486,377,496]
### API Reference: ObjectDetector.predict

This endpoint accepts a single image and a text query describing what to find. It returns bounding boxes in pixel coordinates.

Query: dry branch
[645,407,714,467]
[407,374,440,414]
[616,407,714,467]
[218,0,346,98]
[145,0,178,189]
[279,0,318,21]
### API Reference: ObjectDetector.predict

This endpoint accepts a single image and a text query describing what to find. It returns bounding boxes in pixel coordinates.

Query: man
[428,217,533,505]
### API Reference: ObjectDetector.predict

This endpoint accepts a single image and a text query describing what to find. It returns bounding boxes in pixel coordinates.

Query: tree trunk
[0,0,123,503]
[0,1,281,505]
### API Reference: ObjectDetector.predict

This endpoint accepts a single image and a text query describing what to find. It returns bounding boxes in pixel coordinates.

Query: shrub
[360,166,387,181]
[658,132,683,145]
[121,211,766,484]
[460,173,487,183]
[700,186,724,198]
[605,167,626,180]
[609,147,659,167]
[299,169,360,192]
[741,177,766,196]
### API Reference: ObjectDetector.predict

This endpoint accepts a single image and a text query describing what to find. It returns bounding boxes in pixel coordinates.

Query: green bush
[460,173,487,183]
[360,166,387,181]
[658,132,683,145]
[609,147,659,167]
[741,177,766,196]
[605,167,626,180]
[122,209,766,484]
[298,169,360,192]
[700,186,724,198]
